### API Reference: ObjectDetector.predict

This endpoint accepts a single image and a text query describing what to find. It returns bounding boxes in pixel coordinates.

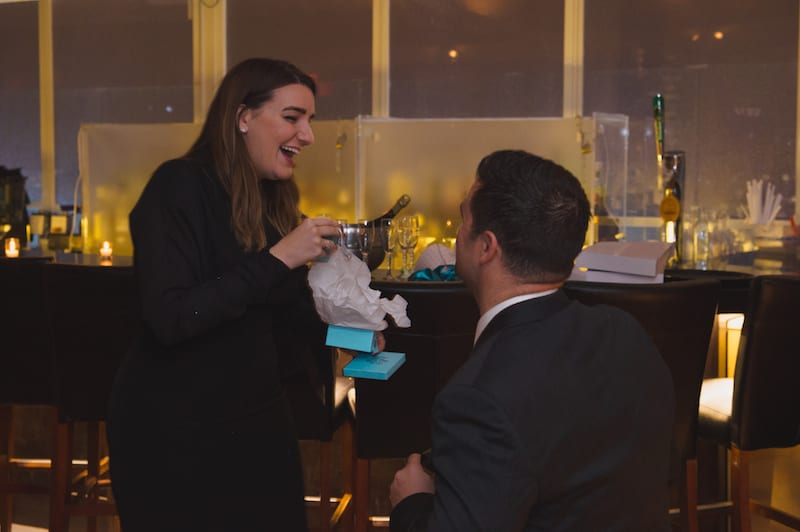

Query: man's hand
[390,453,434,507]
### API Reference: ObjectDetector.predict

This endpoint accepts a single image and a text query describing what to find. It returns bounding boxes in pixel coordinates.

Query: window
[0,2,40,201]
[227,0,372,120]
[52,0,192,205]
[5,0,799,223]
[584,0,797,219]
[390,0,563,118]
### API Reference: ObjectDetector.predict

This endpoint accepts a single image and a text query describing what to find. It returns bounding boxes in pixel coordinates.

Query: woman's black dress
[108,158,322,531]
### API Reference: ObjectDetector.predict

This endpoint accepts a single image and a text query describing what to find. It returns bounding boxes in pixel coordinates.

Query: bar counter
[0,250,800,528]
[1,249,133,267]
[666,247,800,312]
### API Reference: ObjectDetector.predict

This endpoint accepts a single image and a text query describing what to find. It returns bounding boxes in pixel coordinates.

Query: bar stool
[274,301,356,532]
[351,281,479,532]
[697,274,800,532]
[665,268,753,314]
[563,277,720,532]
[43,262,139,532]
[0,256,54,532]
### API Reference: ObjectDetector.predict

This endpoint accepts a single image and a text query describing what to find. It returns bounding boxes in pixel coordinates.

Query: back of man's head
[470,149,590,283]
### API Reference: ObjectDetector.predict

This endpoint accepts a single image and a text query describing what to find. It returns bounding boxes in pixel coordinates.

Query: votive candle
[4,238,20,258]
[100,240,113,258]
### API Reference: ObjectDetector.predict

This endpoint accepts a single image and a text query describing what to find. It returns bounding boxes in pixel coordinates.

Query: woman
[108,58,341,531]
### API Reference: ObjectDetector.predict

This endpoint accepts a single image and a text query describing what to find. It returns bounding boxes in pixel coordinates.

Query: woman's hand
[375,331,386,353]
[269,217,341,269]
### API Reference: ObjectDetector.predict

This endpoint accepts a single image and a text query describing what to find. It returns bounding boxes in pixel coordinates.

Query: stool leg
[341,417,354,497]
[49,421,72,532]
[0,490,9,532]
[354,458,370,532]
[681,458,699,532]
[319,440,332,532]
[330,418,355,529]
[730,447,752,532]
[0,405,12,532]
[87,421,101,532]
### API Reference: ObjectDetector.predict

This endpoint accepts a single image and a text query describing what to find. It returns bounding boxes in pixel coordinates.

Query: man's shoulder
[491,296,646,345]
[456,297,660,391]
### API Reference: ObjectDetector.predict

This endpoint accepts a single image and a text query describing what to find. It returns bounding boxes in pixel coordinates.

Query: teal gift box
[343,351,406,380]
[325,325,379,353]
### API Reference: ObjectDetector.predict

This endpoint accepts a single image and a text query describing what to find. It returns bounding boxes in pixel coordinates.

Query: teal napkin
[408,264,460,281]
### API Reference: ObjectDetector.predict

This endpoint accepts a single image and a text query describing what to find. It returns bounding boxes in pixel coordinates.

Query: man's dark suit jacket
[391,290,675,531]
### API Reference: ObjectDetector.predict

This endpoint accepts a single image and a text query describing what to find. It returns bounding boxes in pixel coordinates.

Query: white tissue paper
[308,248,411,330]
[413,243,456,273]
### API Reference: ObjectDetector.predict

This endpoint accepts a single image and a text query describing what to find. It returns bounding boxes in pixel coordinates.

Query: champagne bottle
[660,151,684,263]
[653,93,665,195]
[370,194,411,223]
[363,194,411,271]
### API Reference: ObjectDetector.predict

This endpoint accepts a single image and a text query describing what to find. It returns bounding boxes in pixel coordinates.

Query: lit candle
[4,238,20,258]
[99,240,113,258]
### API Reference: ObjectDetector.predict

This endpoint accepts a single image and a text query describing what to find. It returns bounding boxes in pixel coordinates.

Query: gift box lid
[575,241,674,277]
[343,351,406,380]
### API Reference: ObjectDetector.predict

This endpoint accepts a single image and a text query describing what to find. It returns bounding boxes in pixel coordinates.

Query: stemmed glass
[341,223,362,258]
[398,215,419,278]
[358,220,372,264]
[380,219,397,279]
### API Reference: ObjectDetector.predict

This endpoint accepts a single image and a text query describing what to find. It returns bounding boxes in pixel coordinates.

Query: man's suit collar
[473,289,571,353]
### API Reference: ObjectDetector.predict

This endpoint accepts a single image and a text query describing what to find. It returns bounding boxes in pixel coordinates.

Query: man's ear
[478,230,499,265]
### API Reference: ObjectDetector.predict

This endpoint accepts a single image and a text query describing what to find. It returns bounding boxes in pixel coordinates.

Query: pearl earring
[239,126,247,133]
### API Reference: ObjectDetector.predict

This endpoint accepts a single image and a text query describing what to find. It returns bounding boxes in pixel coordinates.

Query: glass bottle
[693,211,711,270]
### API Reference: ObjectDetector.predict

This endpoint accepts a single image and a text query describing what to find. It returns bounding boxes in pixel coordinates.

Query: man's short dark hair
[469,149,590,283]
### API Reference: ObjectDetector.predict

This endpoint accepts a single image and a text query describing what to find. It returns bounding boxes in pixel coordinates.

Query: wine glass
[358,220,372,264]
[398,215,419,278]
[340,223,362,258]
[380,219,397,279]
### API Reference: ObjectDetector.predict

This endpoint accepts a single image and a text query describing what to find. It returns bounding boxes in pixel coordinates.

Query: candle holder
[4,237,20,258]
[99,241,113,259]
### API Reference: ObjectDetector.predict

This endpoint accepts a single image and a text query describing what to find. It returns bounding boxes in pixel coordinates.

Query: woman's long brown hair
[185,58,316,251]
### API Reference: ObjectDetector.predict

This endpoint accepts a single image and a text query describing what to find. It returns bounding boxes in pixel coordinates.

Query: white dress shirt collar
[473,289,558,345]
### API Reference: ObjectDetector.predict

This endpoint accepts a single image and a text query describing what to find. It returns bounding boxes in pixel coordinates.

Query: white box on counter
[574,241,674,277]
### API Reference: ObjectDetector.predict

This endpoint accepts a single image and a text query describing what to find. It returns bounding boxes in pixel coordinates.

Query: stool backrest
[666,268,752,313]
[356,281,479,458]
[733,274,800,450]
[43,263,139,422]
[563,278,720,482]
[0,257,54,405]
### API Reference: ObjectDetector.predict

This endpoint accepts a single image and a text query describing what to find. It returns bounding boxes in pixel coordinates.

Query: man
[389,150,675,531]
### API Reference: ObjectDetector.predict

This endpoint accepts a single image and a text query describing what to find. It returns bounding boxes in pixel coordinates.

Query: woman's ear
[237,105,249,133]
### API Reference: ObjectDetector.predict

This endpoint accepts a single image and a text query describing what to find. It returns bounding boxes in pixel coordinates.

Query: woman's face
[238,83,316,180]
